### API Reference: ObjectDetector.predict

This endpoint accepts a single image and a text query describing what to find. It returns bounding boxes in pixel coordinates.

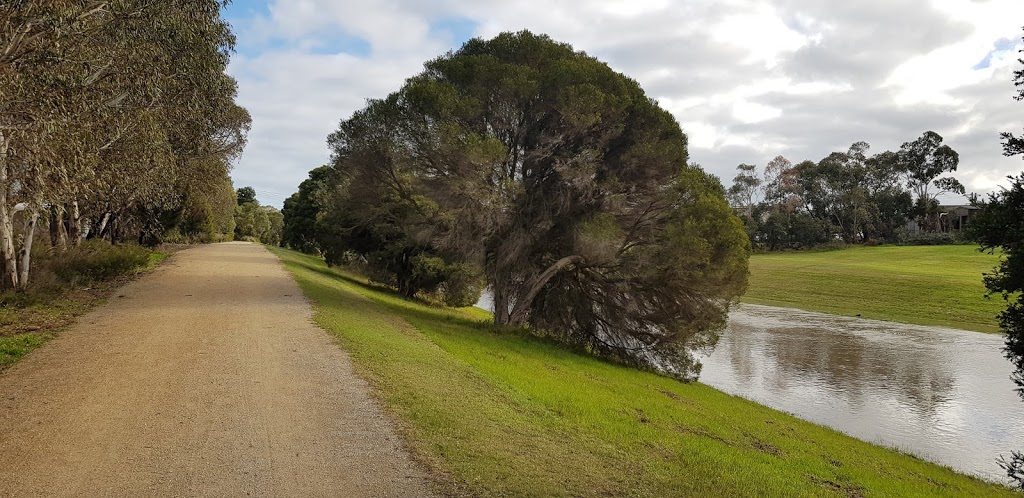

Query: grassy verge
[0,247,170,369]
[271,247,1013,497]
[744,245,1004,332]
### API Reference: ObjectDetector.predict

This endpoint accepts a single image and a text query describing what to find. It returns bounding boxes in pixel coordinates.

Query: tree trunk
[17,208,39,290]
[95,212,111,239]
[68,201,82,245]
[49,205,68,250]
[507,255,584,325]
[0,133,17,291]
[493,283,511,325]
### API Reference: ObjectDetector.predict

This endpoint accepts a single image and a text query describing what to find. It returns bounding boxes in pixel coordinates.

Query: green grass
[744,245,1005,332]
[0,333,50,369]
[271,247,1013,497]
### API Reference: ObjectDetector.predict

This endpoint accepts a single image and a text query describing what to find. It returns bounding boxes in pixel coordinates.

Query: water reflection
[700,304,1024,481]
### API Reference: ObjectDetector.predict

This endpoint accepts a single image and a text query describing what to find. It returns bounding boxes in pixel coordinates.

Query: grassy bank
[272,247,1012,497]
[744,245,1004,332]
[0,244,169,369]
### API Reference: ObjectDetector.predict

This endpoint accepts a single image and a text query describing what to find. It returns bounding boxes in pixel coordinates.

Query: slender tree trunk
[0,133,18,291]
[68,201,82,245]
[49,205,69,250]
[17,208,39,290]
[96,212,111,239]
[50,207,59,248]
[493,283,510,324]
[507,255,584,325]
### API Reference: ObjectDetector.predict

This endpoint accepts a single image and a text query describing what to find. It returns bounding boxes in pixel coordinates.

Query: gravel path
[0,242,435,497]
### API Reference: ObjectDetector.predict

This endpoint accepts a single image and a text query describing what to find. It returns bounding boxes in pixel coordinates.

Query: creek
[701,304,1024,481]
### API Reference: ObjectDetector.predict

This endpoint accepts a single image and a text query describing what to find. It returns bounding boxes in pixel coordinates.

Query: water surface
[700,304,1024,481]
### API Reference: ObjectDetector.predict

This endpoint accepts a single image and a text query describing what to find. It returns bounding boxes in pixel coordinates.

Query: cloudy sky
[222,0,1024,207]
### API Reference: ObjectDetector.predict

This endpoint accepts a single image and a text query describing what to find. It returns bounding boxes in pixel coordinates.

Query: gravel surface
[0,242,435,497]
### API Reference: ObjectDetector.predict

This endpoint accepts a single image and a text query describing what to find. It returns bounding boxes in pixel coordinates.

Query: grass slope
[272,247,1012,497]
[744,245,1004,332]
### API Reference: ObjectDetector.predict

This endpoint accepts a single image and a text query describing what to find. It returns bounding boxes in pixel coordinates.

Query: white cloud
[732,100,783,124]
[224,0,1024,206]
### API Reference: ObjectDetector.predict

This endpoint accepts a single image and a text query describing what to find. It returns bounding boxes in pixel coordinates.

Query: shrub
[897,231,971,246]
[51,240,153,284]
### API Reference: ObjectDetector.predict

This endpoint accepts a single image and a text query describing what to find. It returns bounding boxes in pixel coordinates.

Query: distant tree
[234,201,268,241]
[236,186,257,206]
[282,166,334,253]
[898,131,964,232]
[862,150,913,242]
[763,155,801,213]
[727,163,761,218]
[263,207,284,246]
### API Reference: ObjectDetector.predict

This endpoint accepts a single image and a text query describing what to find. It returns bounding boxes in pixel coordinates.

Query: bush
[898,231,971,246]
[51,240,153,284]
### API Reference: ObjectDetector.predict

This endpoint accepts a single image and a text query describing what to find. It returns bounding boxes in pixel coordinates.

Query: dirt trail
[0,242,435,497]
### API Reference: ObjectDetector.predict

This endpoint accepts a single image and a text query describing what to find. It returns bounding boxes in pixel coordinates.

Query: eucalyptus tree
[326,31,749,376]
[0,1,248,289]
[898,131,963,231]
[727,163,761,218]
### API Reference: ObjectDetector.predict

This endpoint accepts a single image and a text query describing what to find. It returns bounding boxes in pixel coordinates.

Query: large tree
[898,131,964,232]
[326,31,749,377]
[282,166,334,254]
[968,175,1024,488]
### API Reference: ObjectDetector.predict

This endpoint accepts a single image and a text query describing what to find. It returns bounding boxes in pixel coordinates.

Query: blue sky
[221,0,1024,208]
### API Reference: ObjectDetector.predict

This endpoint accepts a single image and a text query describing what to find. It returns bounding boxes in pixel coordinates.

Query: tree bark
[49,205,68,250]
[0,133,18,291]
[506,255,584,325]
[95,212,111,239]
[17,208,39,290]
[68,201,82,245]
[493,283,510,324]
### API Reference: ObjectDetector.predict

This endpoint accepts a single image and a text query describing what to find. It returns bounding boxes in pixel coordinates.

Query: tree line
[727,132,964,250]
[233,186,283,246]
[283,31,750,378]
[1,1,250,291]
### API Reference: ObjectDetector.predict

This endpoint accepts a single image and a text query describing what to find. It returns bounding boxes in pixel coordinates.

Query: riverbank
[744,245,1003,332]
[273,247,1012,497]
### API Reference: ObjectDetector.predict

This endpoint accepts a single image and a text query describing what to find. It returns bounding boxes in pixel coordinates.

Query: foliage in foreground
[985,28,1024,489]
[306,31,749,378]
[969,174,1024,396]
[273,247,1013,498]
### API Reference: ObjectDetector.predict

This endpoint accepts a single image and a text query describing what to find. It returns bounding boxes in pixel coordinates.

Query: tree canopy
[1,1,249,290]
[727,132,959,250]
[308,31,750,377]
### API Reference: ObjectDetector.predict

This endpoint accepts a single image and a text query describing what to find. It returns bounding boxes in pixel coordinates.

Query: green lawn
[272,247,1012,497]
[744,245,1005,332]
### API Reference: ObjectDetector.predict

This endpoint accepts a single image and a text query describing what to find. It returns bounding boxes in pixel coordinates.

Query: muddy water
[700,304,1024,481]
